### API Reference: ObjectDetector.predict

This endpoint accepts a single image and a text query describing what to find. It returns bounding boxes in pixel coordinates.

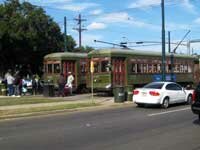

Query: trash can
[125,85,133,101]
[0,83,6,96]
[43,83,55,97]
[114,86,125,103]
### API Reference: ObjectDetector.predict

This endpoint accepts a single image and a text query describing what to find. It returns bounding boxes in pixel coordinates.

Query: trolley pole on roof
[161,0,166,81]
[170,30,190,82]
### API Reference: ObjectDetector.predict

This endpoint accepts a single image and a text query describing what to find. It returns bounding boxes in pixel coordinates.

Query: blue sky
[1,0,200,54]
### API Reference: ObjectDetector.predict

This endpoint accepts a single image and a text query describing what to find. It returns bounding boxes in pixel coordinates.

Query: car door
[174,83,186,102]
[165,84,177,103]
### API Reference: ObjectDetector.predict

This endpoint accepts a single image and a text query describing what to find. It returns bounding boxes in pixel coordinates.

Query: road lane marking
[148,107,190,117]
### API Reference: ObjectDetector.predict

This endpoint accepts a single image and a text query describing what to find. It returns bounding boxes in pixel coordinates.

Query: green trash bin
[125,85,133,101]
[114,86,125,103]
[0,84,7,96]
[43,83,55,97]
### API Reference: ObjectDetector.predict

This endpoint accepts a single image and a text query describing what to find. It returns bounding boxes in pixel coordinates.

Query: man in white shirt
[65,72,74,95]
[6,72,15,96]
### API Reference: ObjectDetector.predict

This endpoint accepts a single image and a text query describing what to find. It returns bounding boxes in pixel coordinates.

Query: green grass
[0,102,99,118]
[0,97,66,106]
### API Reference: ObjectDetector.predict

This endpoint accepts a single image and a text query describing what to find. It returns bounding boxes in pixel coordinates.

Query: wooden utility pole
[73,14,87,48]
[64,16,67,52]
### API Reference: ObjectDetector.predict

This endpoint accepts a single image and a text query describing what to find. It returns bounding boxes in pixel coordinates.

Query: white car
[132,82,193,108]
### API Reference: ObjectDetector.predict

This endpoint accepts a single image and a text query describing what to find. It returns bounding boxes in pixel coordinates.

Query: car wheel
[162,97,169,109]
[187,94,192,105]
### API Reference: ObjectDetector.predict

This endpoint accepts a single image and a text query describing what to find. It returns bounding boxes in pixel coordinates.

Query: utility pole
[168,31,171,53]
[64,16,67,52]
[73,14,87,48]
[161,0,166,81]
[168,31,174,81]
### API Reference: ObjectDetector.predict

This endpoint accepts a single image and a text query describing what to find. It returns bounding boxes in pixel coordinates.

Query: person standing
[66,72,74,95]
[32,75,38,95]
[13,72,21,97]
[57,73,66,97]
[6,71,15,96]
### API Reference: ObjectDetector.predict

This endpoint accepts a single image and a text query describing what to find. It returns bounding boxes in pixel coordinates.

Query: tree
[74,45,94,53]
[62,34,76,52]
[0,0,76,75]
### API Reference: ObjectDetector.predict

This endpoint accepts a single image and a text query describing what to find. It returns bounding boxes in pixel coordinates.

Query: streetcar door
[112,58,126,86]
[63,61,76,86]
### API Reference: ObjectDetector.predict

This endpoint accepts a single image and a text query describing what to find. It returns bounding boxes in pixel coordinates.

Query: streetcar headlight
[106,84,111,89]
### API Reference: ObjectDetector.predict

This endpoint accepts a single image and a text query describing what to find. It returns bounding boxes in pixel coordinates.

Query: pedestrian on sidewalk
[13,71,21,97]
[65,72,74,96]
[5,70,15,96]
[57,73,66,97]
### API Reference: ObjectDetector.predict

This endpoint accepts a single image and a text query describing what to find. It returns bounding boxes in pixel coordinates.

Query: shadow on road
[193,119,200,126]
[137,103,188,109]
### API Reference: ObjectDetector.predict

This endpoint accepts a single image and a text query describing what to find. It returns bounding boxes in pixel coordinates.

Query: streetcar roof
[44,52,87,60]
[88,48,197,59]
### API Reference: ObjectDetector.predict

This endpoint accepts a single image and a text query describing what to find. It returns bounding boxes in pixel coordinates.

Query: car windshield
[143,83,164,89]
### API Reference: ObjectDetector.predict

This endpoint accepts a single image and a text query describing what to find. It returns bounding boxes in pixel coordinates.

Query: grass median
[0,97,67,106]
[0,102,100,119]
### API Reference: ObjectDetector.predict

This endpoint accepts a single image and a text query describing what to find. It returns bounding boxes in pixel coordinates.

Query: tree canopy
[0,0,77,75]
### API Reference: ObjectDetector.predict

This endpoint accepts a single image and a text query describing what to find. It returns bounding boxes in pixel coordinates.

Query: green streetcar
[87,48,198,93]
[43,49,199,94]
[43,52,88,92]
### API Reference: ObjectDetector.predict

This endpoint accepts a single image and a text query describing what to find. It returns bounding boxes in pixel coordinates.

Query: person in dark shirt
[57,73,66,97]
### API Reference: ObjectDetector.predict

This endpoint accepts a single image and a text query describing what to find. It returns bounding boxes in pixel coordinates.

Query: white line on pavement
[148,107,190,117]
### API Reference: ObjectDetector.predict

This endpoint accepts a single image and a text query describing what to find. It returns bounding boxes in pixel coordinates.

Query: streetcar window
[148,64,153,73]
[94,62,100,73]
[54,64,60,73]
[153,64,157,73]
[143,64,147,73]
[132,64,137,73]
[184,65,188,73]
[180,64,184,73]
[80,62,87,73]
[188,65,192,73]
[101,61,110,72]
[157,64,161,72]
[137,64,142,73]
[47,64,52,73]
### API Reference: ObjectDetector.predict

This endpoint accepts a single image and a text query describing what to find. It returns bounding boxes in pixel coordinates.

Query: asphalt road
[0,104,199,150]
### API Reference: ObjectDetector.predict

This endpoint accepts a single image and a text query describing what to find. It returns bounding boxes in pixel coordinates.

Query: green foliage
[0,0,76,74]
[62,34,77,52]
[74,45,94,53]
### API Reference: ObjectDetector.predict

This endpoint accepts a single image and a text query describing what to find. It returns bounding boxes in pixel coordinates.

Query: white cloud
[129,0,161,9]
[181,0,196,14]
[99,12,130,23]
[97,12,159,30]
[87,22,106,30]
[56,3,98,12]
[129,0,196,13]
[194,18,200,24]
[166,23,190,30]
[90,9,103,15]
